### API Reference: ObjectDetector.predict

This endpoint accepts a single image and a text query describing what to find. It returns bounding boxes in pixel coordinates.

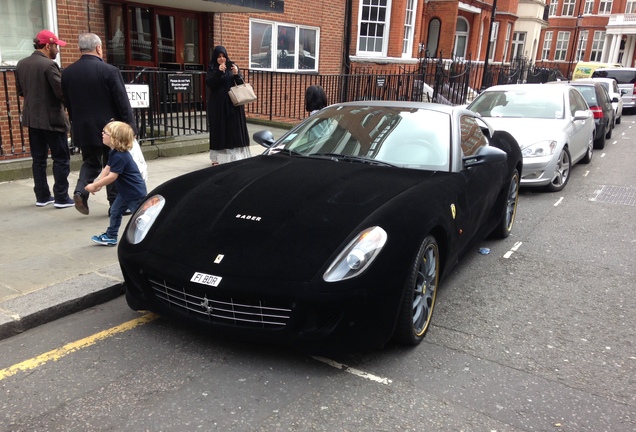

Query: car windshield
[270,105,451,171]
[469,88,564,119]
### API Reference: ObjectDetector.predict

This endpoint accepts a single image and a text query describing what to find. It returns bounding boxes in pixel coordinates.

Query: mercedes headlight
[125,195,165,244]
[323,226,387,282]
[521,140,557,157]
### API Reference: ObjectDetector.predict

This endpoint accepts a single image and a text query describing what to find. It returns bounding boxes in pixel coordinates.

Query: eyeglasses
[102,130,110,136]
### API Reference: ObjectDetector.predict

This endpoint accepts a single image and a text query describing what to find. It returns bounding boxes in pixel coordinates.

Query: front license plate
[190,272,222,287]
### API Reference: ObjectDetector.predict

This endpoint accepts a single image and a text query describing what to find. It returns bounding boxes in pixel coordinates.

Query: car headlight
[125,195,165,244]
[323,226,387,282]
[521,140,557,158]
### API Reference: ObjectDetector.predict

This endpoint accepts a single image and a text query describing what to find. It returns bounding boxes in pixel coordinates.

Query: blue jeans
[29,128,70,202]
[106,195,145,239]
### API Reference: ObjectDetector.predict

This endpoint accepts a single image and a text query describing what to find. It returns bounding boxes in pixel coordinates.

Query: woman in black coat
[206,46,251,166]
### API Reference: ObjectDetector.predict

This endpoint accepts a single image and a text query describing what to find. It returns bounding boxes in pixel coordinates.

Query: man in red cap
[15,30,74,208]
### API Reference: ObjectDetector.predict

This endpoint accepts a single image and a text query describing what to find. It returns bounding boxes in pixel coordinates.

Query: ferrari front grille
[148,276,292,328]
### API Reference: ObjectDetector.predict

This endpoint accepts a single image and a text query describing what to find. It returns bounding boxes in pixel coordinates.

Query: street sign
[125,84,150,108]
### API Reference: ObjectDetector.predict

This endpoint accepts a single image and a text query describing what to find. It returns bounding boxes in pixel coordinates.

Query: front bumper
[119,251,402,351]
[519,153,559,187]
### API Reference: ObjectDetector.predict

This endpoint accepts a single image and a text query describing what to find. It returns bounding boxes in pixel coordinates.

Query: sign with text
[125,84,150,108]
[168,74,193,94]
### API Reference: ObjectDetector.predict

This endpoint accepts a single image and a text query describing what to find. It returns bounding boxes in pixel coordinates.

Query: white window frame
[627,0,636,13]
[599,0,613,14]
[590,31,605,61]
[562,0,576,16]
[488,21,499,62]
[249,19,320,72]
[542,31,553,60]
[357,0,392,57]
[0,0,60,66]
[502,23,512,62]
[549,2,558,16]
[555,31,570,61]
[584,0,594,14]
[402,0,417,57]
[454,17,470,59]
[511,32,526,60]
[576,30,588,62]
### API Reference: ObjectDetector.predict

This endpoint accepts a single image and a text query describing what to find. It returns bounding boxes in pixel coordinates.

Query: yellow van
[572,61,623,80]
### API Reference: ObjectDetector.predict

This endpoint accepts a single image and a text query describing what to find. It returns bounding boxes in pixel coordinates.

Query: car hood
[481,117,568,149]
[140,155,441,282]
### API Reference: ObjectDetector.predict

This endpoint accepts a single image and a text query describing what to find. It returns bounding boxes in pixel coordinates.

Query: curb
[0,264,124,341]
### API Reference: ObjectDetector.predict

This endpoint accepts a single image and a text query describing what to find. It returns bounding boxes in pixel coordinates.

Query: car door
[568,88,592,160]
[454,115,505,245]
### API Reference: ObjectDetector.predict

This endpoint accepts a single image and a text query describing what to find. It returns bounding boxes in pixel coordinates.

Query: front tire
[545,147,571,192]
[393,236,440,345]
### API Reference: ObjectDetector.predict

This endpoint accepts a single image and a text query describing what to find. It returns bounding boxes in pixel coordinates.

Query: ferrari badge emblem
[451,204,456,220]
[214,254,224,264]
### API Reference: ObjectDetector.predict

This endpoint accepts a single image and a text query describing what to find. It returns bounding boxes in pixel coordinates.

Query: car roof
[482,83,567,92]
[336,100,456,114]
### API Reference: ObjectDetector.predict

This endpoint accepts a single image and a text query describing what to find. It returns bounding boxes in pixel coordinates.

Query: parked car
[467,83,594,192]
[563,79,615,149]
[119,101,522,352]
[590,77,625,124]
[592,67,636,110]
[571,61,622,80]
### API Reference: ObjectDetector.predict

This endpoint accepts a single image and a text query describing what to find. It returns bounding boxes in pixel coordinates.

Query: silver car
[467,83,594,192]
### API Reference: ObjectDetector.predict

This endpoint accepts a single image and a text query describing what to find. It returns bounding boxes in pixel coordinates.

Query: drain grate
[590,185,636,207]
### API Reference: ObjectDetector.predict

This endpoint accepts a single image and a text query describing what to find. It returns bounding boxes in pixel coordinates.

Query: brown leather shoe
[73,192,89,215]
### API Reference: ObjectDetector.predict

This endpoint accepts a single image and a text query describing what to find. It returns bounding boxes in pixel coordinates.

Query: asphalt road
[1,115,635,431]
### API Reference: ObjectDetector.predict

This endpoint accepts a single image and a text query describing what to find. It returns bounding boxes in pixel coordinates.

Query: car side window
[460,115,488,157]
[570,89,587,114]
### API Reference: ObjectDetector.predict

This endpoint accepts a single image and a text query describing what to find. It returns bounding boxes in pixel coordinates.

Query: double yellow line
[0,313,158,381]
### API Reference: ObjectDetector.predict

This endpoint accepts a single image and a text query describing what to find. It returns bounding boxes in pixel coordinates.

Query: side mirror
[573,110,591,121]
[253,130,276,148]
[463,145,507,168]
[611,96,619,103]
[621,89,628,95]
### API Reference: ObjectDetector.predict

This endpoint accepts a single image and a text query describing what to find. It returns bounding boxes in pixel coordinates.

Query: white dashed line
[554,197,564,206]
[503,241,522,259]
[312,356,393,385]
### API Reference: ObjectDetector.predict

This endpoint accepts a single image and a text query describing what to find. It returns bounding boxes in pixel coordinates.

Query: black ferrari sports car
[119,101,522,351]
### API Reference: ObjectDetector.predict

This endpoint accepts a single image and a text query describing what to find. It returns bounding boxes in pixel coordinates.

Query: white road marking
[312,356,392,385]
[554,197,564,206]
[503,241,522,259]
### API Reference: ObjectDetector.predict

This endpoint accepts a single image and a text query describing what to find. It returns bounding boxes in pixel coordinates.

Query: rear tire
[492,169,519,238]
[581,134,594,164]
[393,236,440,345]
[594,130,606,149]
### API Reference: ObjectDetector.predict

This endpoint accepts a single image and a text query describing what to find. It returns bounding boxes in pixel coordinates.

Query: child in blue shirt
[86,121,147,246]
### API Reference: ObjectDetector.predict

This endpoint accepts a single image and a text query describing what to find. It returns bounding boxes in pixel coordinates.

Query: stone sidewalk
[0,124,289,339]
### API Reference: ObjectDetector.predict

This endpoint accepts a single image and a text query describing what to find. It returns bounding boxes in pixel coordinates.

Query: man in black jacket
[61,32,136,215]
[15,30,73,208]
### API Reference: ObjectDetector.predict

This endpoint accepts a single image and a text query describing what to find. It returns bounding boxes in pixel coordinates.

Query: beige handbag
[228,83,257,106]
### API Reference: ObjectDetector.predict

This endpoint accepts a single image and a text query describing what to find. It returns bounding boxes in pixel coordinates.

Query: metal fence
[0,57,565,158]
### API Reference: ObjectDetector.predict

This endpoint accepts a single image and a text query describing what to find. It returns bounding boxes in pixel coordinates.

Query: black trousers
[29,128,70,202]
[74,144,118,204]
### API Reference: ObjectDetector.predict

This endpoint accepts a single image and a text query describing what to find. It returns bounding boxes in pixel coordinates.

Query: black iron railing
[0,57,565,158]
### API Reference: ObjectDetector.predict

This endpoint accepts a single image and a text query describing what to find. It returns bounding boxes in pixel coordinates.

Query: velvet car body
[119,102,522,352]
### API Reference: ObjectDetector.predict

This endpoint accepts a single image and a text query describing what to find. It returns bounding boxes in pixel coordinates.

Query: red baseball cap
[36,30,67,47]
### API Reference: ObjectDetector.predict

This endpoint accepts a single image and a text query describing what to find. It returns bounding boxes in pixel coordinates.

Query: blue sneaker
[54,197,75,208]
[91,233,117,246]
[36,196,55,207]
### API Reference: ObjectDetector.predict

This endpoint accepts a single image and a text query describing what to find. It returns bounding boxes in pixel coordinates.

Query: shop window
[0,0,56,66]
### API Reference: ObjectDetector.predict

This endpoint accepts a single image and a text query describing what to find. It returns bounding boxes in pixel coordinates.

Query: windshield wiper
[271,148,303,156]
[308,153,396,167]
